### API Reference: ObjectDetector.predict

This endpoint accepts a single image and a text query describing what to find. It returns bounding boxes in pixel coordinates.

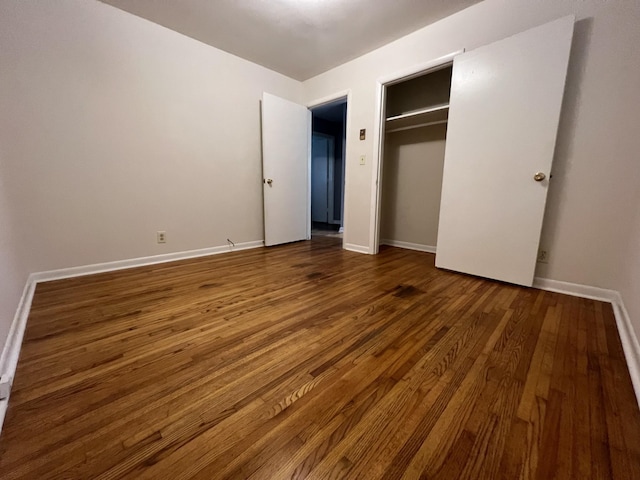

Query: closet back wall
[0,0,303,348]
[381,125,446,249]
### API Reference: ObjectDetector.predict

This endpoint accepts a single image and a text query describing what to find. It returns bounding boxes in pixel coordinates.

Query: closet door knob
[265,178,273,186]
[533,172,546,182]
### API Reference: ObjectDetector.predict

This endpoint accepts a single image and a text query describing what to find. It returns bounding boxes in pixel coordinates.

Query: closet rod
[386,119,448,134]
[385,103,449,122]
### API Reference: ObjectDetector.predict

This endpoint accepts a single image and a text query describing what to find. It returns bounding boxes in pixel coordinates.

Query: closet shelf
[385,103,449,133]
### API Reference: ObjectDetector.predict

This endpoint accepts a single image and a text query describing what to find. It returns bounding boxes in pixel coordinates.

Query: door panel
[311,134,329,223]
[435,16,574,286]
[261,93,310,246]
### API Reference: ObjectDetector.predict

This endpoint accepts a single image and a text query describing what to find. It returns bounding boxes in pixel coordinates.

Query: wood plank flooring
[1,236,639,479]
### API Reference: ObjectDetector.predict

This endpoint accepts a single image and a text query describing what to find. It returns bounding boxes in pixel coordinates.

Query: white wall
[0,0,303,347]
[620,186,640,340]
[0,165,28,345]
[303,0,640,327]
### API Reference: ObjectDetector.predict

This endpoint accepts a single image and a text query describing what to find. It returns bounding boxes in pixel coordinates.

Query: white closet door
[435,16,574,286]
[261,93,310,246]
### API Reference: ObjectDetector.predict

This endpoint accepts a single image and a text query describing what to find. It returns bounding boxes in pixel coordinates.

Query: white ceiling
[99,0,481,81]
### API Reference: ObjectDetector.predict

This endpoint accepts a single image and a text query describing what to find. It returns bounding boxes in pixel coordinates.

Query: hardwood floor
[1,236,639,479]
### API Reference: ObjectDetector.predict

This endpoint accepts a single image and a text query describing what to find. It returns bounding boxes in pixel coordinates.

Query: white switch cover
[359,155,366,165]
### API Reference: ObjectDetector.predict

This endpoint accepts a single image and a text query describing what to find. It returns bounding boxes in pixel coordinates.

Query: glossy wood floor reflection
[1,236,639,479]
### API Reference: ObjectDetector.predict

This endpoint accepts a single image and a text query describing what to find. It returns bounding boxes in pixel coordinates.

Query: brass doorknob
[533,172,546,182]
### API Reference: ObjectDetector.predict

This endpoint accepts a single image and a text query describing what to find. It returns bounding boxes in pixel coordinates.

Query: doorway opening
[310,98,347,240]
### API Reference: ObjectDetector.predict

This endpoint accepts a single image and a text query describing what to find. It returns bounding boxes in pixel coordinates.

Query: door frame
[369,50,464,254]
[307,90,351,249]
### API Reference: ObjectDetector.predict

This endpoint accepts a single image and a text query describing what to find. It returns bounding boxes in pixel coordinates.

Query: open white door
[261,93,310,246]
[435,16,574,286]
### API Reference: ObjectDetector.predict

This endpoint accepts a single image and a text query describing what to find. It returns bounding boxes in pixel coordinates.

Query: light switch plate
[359,155,366,165]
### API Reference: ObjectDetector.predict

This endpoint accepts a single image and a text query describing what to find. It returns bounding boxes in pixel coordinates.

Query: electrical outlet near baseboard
[537,249,549,264]
[157,231,167,244]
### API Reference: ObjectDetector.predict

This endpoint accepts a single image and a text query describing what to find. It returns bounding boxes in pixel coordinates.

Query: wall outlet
[157,231,167,244]
[537,249,549,263]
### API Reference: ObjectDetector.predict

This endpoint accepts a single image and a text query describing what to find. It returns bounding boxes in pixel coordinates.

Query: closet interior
[379,64,453,252]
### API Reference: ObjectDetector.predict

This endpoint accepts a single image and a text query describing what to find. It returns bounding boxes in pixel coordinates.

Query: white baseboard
[0,239,264,434]
[532,277,618,303]
[31,240,265,283]
[0,277,37,432]
[344,243,370,254]
[534,277,640,408]
[611,292,640,409]
[380,239,437,254]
